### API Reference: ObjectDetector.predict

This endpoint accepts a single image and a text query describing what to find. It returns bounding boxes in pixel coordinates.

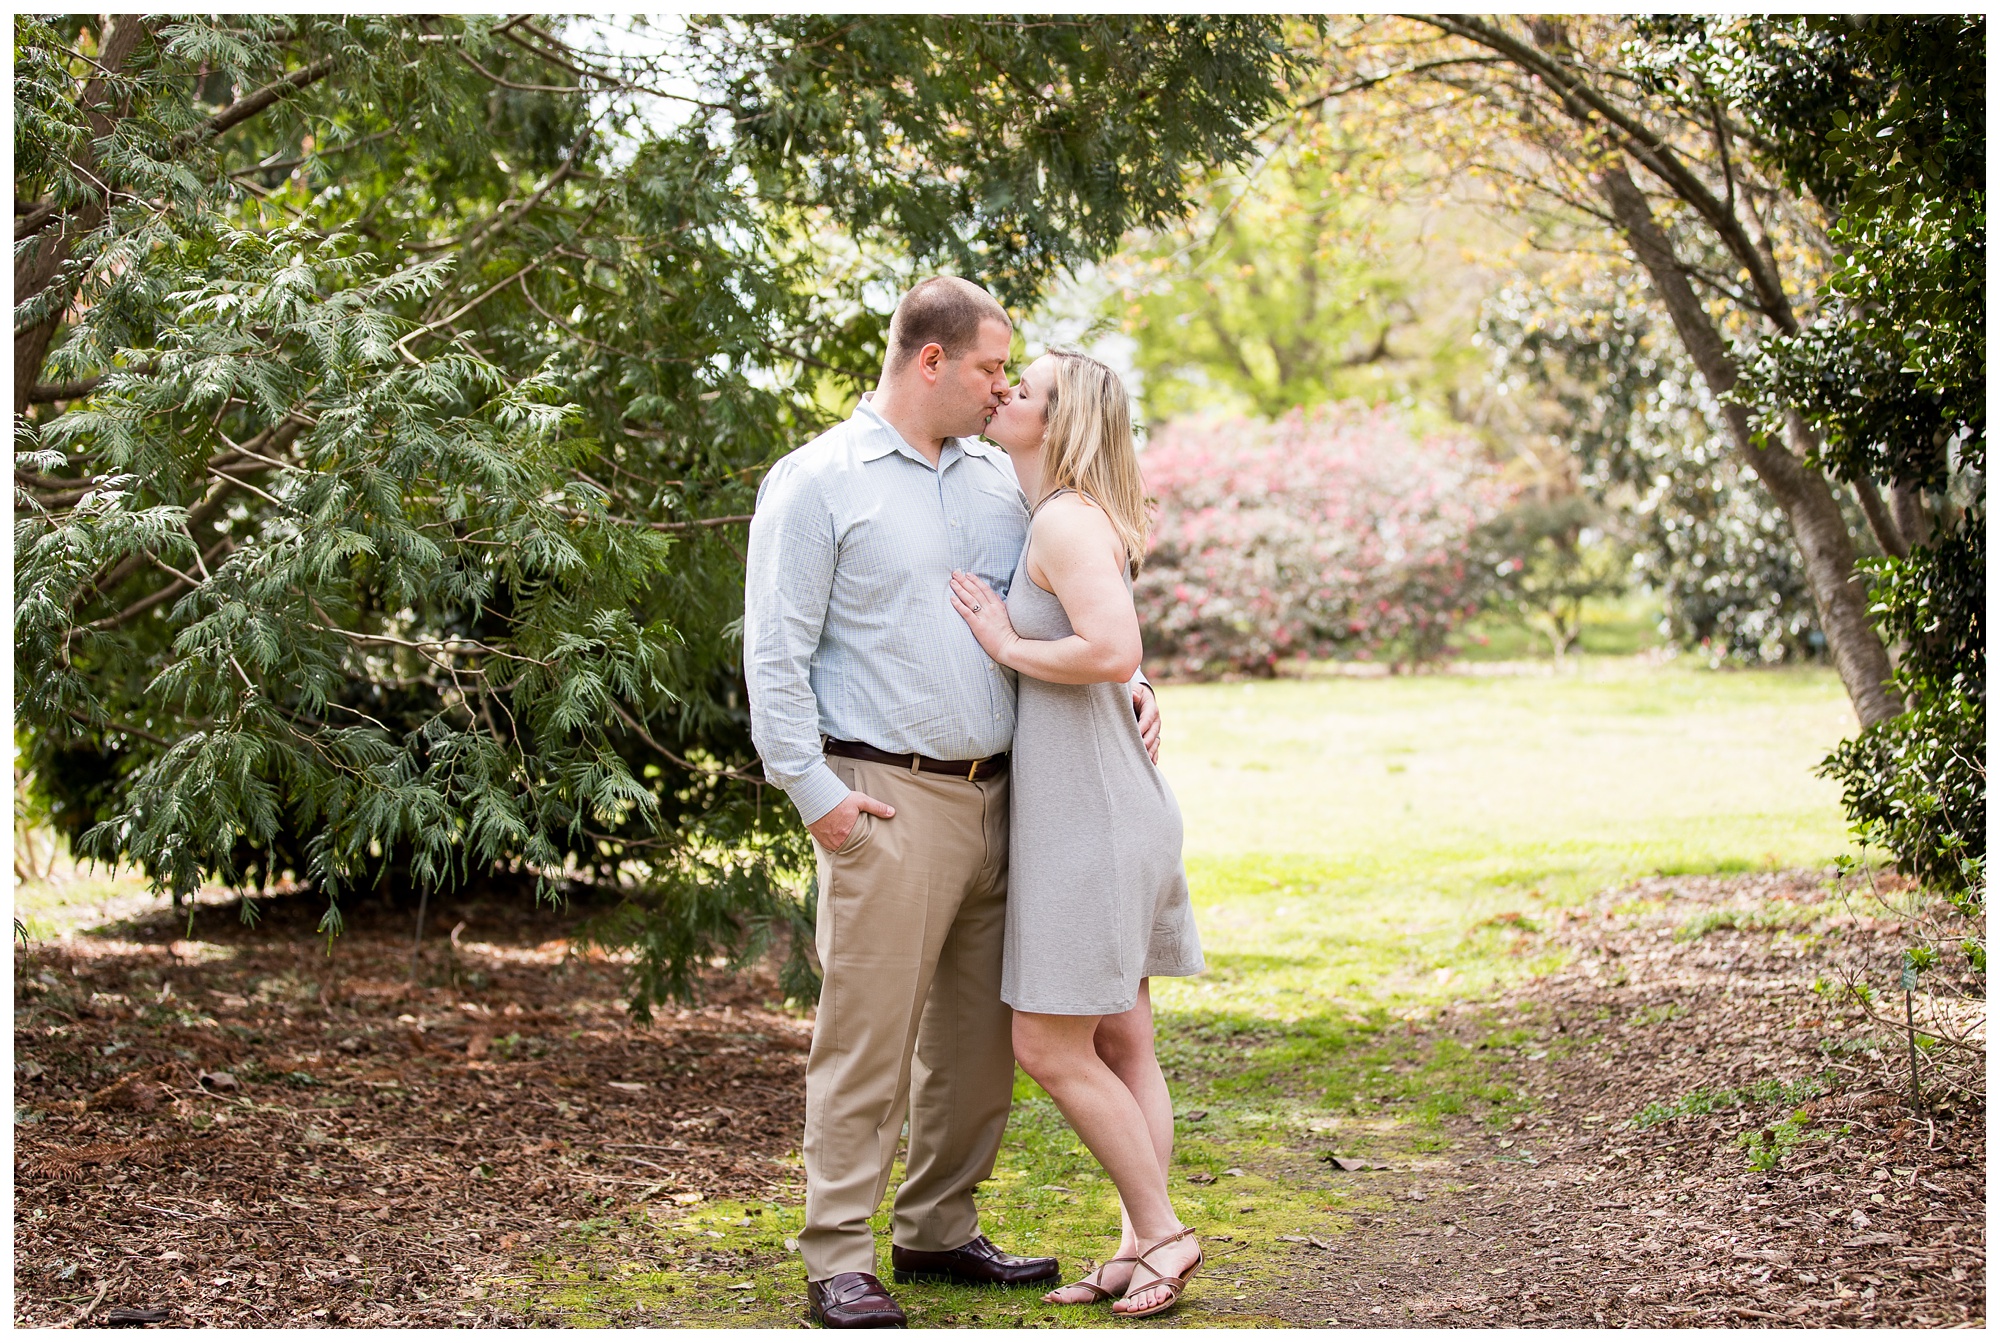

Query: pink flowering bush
[1135,406,1514,677]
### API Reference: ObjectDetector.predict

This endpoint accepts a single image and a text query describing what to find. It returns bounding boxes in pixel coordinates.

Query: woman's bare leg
[1016,989,1197,1314]
[1092,981,1174,1262]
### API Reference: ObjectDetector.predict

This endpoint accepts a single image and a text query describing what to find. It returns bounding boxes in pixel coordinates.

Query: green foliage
[1633,1072,1830,1129]
[719,15,1298,315]
[13,15,1290,1015]
[1480,269,1835,664]
[1475,496,1629,660]
[1737,1111,1832,1173]
[1662,15,1992,915]
[1820,520,1986,908]
[1640,16,1984,493]
[1110,133,1494,423]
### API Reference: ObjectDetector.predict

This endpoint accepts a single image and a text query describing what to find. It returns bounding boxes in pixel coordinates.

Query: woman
[947,350,1205,1319]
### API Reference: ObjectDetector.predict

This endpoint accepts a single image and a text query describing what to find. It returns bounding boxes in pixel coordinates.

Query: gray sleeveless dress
[1000,501,1204,1016]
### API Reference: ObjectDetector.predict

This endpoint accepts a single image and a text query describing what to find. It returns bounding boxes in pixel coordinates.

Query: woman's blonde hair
[1038,349,1148,575]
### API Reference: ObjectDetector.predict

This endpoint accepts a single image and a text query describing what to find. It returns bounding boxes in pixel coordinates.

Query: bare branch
[1292,53,1507,120]
[23,375,105,404]
[87,535,232,631]
[171,56,338,153]
[1851,478,1909,560]
[67,706,170,747]
[229,126,398,179]
[15,198,62,242]
[302,622,551,667]
[399,260,547,359]
[1409,14,1799,334]
[566,507,753,534]
[607,698,765,785]
[454,45,588,95]
[206,466,294,515]
[516,272,644,361]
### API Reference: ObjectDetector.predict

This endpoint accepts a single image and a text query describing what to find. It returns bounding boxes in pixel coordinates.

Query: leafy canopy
[13,14,1291,1012]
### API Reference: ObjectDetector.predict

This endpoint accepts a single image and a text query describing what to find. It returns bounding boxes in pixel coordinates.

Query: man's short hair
[885,277,1010,368]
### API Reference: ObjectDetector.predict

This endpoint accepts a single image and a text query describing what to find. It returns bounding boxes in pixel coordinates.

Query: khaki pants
[798,756,1015,1281]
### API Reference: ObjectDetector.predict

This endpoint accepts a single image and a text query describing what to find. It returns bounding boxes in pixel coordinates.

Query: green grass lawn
[1159,655,1857,1015]
[518,656,1861,1326]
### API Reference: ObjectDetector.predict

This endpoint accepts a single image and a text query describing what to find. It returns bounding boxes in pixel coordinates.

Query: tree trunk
[14,15,156,415]
[1889,485,1933,552]
[1852,477,1909,559]
[1597,166,1900,728]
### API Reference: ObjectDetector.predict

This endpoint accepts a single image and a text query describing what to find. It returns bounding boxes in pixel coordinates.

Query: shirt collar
[852,395,993,467]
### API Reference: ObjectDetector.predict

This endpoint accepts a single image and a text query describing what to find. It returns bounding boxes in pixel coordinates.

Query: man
[744,277,1161,1327]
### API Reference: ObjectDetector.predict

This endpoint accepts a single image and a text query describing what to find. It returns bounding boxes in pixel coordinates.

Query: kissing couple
[745,276,1206,1326]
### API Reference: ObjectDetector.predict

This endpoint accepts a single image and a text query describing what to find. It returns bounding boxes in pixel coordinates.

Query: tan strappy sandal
[1113,1226,1202,1319]
[1045,1254,1139,1306]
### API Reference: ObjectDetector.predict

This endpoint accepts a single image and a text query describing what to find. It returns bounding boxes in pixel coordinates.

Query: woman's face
[984,354,1057,454]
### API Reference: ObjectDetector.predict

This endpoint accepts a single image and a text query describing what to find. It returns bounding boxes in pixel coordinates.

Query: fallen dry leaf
[86,1078,160,1113]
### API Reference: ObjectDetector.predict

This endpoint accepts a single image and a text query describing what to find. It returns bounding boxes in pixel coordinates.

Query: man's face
[932,318,1014,438]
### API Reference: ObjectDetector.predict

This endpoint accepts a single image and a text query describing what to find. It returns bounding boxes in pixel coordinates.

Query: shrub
[1820,515,1986,911]
[1135,406,1512,677]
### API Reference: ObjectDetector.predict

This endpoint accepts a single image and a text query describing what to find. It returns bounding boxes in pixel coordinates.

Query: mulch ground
[13,887,809,1328]
[13,869,1987,1328]
[1258,869,1986,1328]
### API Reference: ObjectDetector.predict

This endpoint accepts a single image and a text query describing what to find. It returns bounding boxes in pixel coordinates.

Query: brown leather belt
[824,738,1010,782]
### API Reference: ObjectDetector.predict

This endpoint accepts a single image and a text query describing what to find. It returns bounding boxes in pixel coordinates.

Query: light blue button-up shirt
[744,398,1028,825]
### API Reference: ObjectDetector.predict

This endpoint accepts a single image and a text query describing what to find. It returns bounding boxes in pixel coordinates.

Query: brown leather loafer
[891,1234,1060,1287]
[806,1272,907,1328]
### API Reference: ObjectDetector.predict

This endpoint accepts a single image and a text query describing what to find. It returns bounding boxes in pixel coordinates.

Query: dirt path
[1250,871,1984,1328]
[13,871,1985,1328]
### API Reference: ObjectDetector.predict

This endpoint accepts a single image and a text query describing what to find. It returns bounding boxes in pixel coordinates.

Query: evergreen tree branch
[561,506,754,533]
[87,535,233,631]
[515,273,644,361]
[142,550,202,589]
[606,699,765,785]
[23,375,108,403]
[502,21,732,109]
[303,622,552,668]
[453,46,587,95]
[206,466,296,515]
[229,127,399,179]
[67,707,170,747]
[170,56,338,153]
[74,419,307,610]
[14,14,159,410]
[15,198,62,242]
[401,251,558,357]
[409,123,593,257]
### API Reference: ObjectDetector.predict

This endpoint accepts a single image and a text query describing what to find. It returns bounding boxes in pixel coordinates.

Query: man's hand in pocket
[808,789,896,851]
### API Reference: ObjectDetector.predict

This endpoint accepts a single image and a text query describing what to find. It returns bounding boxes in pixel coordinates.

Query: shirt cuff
[785,762,851,828]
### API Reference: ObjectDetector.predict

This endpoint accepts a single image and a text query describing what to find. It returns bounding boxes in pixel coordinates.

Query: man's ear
[916,342,946,383]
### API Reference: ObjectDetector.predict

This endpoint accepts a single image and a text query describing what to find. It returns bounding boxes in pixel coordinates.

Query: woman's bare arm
[950,495,1141,685]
